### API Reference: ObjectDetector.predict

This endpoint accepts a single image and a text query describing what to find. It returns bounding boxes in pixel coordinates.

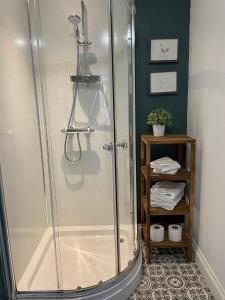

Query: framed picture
[149,38,179,63]
[149,71,178,95]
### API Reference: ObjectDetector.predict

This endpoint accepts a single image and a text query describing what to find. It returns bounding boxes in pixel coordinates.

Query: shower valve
[103,143,113,152]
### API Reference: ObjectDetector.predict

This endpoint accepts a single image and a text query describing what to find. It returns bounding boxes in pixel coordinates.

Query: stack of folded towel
[150,157,181,175]
[151,181,185,210]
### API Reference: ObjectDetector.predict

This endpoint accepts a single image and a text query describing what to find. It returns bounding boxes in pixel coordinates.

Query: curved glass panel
[111,0,137,272]
[29,0,117,290]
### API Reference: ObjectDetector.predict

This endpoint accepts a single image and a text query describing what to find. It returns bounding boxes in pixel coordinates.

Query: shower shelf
[141,134,196,264]
[141,166,190,181]
[70,75,100,83]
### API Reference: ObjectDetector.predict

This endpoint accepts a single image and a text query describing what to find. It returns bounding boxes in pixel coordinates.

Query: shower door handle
[116,140,128,151]
[103,143,113,152]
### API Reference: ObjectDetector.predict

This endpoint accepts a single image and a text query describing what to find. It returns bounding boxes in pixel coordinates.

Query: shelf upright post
[146,142,151,263]
[141,140,145,225]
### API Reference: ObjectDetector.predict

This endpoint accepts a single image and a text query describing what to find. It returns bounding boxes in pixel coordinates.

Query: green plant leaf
[147,108,173,127]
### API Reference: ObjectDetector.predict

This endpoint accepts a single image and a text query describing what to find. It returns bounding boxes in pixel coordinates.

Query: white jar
[153,125,165,137]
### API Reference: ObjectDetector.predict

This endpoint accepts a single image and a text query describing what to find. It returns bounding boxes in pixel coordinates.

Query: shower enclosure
[0,0,141,299]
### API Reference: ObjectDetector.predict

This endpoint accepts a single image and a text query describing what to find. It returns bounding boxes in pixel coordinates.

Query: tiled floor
[130,243,214,300]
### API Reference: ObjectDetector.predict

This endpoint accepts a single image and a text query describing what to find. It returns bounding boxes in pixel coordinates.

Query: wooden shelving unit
[141,134,196,263]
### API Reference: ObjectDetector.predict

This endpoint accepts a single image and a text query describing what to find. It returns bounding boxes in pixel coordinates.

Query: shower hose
[64,45,82,164]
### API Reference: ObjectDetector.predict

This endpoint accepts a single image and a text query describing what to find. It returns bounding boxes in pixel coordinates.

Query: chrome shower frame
[0,0,141,299]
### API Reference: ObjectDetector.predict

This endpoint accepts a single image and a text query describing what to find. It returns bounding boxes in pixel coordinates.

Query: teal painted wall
[135,0,191,221]
[0,271,6,299]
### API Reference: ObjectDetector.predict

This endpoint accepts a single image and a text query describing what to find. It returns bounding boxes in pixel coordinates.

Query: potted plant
[147,108,173,136]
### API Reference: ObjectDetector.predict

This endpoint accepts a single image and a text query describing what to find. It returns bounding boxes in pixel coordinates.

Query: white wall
[0,0,48,284]
[188,0,225,295]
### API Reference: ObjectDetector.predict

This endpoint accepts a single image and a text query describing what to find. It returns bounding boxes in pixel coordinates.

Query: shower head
[68,14,81,25]
[68,14,81,42]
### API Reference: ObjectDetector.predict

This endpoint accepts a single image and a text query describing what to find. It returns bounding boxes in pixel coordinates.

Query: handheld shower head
[68,15,81,42]
[68,14,81,25]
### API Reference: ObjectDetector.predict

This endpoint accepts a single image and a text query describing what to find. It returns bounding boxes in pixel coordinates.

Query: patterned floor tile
[129,243,214,300]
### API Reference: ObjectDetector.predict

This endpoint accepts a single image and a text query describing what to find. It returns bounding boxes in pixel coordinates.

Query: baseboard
[193,240,225,300]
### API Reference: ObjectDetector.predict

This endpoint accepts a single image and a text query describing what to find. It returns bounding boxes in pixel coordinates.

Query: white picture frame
[149,72,178,95]
[149,39,179,63]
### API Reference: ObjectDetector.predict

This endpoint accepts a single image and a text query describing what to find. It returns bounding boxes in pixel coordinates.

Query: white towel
[151,193,184,210]
[150,181,185,210]
[151,182,185,199]
[150,157,181,175]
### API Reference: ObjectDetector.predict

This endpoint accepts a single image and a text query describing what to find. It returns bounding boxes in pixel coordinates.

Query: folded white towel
[151,190,184,204]
[153,168,179,175]
[151,157,181,175]
[151,193,184,210]
[150,181,185,210]
[151,181,185,199]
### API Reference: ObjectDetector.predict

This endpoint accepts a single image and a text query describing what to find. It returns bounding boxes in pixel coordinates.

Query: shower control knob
[103,143,113,152]
[116,140,128,151]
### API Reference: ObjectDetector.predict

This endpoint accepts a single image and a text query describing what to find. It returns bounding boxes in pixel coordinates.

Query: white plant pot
[153,125,165,137]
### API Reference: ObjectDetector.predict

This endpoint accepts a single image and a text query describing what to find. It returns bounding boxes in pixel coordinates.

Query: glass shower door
[112,0,137,272]
[31,0,118,291]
